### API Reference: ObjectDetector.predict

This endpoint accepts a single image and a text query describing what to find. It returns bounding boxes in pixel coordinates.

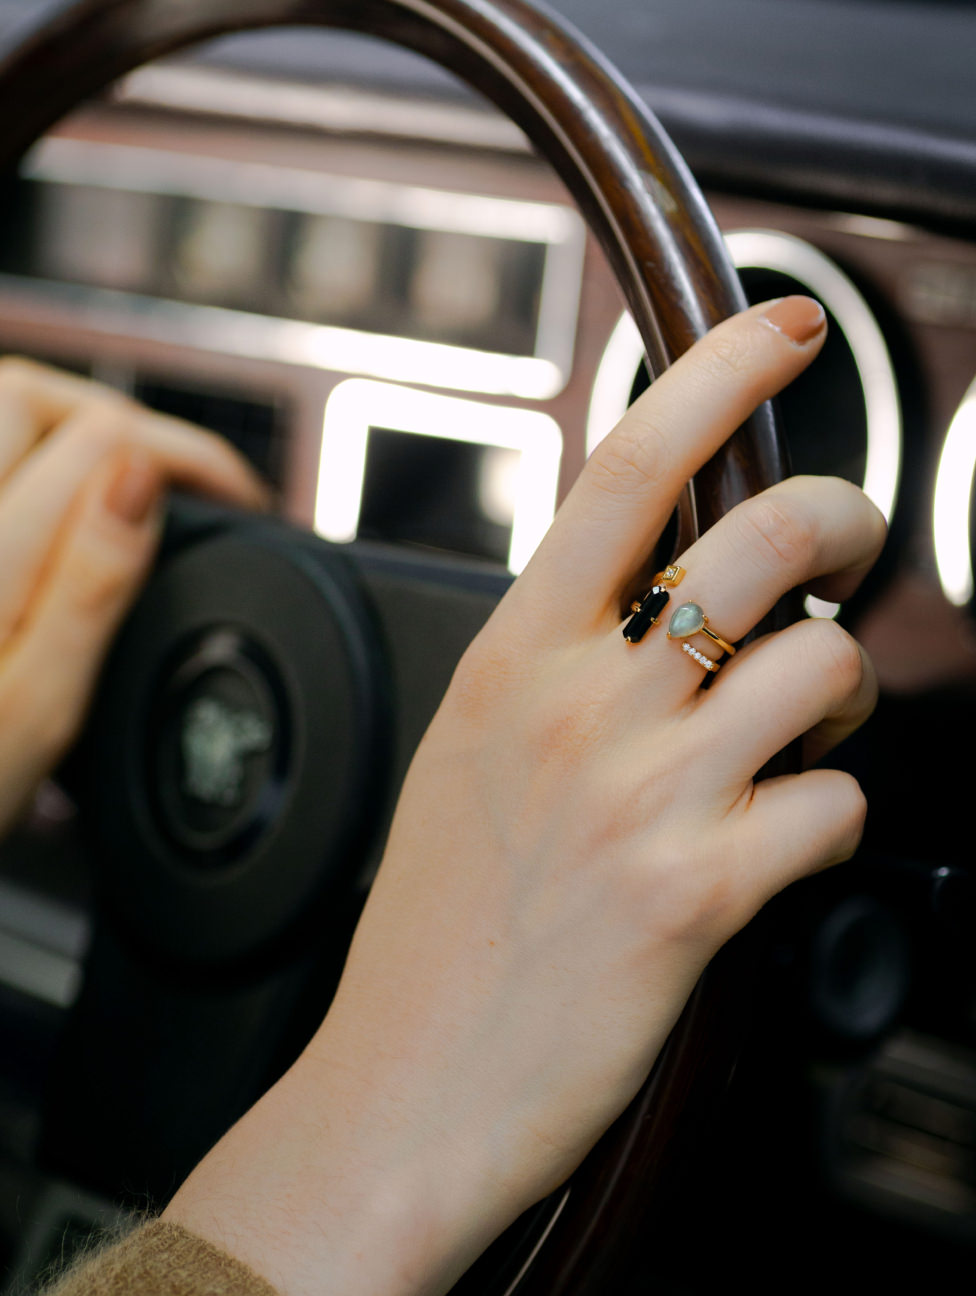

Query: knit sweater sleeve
[39,1220,280,1296]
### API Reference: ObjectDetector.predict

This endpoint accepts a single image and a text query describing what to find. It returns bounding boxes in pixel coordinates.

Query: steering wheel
[0,1,791,1291]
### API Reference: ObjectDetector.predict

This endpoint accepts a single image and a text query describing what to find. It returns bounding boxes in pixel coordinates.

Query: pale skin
[0,299,884,1295]
[0,358,267,834]
[159,297,883,1295]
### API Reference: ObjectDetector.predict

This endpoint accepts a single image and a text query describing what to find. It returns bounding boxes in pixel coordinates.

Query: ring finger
[685,617,877,804]
[621,473,885,689]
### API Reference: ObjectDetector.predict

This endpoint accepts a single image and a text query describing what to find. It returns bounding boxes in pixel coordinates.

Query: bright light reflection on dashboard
[316,380,562,574]
[725,229,902,529]
[934,375,976,607]
[588,232,902,527]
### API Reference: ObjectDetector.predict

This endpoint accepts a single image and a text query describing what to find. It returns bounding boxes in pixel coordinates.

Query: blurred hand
[0,358,267,836]
[165,299,885,1296]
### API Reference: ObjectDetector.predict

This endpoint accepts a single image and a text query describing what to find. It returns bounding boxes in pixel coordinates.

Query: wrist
[162,1040,511,1296]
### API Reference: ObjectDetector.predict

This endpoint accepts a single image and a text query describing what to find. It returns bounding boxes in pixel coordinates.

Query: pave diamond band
[666,601,736,667]
[681,641,719,672]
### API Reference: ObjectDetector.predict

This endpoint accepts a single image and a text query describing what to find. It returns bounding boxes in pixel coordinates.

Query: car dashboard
[0,0,975,1290]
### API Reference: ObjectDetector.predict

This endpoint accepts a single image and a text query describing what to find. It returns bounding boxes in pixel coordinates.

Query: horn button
[151,630,286,861]
[80,519,387,966]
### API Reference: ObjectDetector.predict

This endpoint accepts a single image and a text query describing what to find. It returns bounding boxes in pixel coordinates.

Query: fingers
[636,473,885,690]
[0,356,268,507]
[0,388,271,642]
[689,617,877,795]
[670,475,885,648]
[0,449,163,828]
[730,768,867,910]
[0,408,170,639]
[513,297,827,639]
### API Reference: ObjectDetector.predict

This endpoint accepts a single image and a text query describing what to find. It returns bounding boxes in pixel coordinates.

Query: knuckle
[587,418,671,500]
[447,630,519,724]
[804,619,864,699]
[701,326,754,382]
[525,684,610,774]
[733,493,817,575]
[836,773,869,850]
[57,409,131,459]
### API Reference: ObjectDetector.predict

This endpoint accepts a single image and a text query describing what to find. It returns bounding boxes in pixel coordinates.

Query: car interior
[0,0,974,1291]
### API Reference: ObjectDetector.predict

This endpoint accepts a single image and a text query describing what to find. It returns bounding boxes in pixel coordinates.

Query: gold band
[653,564,686,588]
[699,622,736,656]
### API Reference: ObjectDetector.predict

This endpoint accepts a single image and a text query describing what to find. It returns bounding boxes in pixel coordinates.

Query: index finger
[512,298,827,640]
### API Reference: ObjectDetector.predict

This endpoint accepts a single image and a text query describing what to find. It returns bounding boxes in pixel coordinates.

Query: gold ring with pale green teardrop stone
[666,601,736,671]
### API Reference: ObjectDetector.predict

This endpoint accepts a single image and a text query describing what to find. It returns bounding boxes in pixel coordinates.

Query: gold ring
[666,601,736,659]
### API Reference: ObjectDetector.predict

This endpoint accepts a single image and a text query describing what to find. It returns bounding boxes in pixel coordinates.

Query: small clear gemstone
[669,602,705,639]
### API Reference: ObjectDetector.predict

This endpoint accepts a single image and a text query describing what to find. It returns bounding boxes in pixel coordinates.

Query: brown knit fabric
[42,1221,279,1296]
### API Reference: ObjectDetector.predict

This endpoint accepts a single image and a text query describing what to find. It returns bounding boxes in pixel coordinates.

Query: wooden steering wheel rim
[0,2,791,1291]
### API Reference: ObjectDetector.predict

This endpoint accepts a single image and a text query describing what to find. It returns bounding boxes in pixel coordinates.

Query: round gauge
[588,230,902,531]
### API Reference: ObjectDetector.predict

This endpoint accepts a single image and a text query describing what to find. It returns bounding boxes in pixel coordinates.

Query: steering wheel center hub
[151,628,288,861]
[80,517,388,966]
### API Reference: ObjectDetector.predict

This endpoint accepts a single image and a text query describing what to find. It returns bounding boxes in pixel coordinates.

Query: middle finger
[623,474,885,690]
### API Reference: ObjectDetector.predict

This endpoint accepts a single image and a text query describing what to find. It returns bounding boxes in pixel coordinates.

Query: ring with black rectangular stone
[622,585,669,643]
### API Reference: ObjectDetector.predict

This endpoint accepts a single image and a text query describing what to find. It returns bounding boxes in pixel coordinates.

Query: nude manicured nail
[104,451,162,525]
[762,295,826,346]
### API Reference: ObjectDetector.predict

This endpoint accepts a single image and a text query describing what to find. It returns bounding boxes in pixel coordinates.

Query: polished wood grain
[0,3,792,1291]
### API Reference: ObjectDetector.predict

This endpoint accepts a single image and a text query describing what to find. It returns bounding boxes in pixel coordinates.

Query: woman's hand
[164,298,885,1296]
[0,358,267,835]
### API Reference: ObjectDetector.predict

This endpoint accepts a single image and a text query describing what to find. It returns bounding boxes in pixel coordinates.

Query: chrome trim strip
[27,137,573,241]
[21,138,585,393]
[116,64,531,153]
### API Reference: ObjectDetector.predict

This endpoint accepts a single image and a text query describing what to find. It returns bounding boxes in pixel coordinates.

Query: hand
[164,298,885,1296]
[0,358,267,836]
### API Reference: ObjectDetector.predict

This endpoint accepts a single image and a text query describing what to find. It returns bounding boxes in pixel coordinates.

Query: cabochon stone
[668,602,704,638]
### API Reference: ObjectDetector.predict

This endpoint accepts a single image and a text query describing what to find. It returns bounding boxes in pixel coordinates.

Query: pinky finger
[736,768,868,908]
[0,449,163,830]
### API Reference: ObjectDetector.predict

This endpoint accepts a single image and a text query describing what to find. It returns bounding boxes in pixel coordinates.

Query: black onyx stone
[622,585,669,643]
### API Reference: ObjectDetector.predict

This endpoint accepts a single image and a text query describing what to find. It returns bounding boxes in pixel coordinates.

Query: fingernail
[104,451,162,525]
[762,296,826,346]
